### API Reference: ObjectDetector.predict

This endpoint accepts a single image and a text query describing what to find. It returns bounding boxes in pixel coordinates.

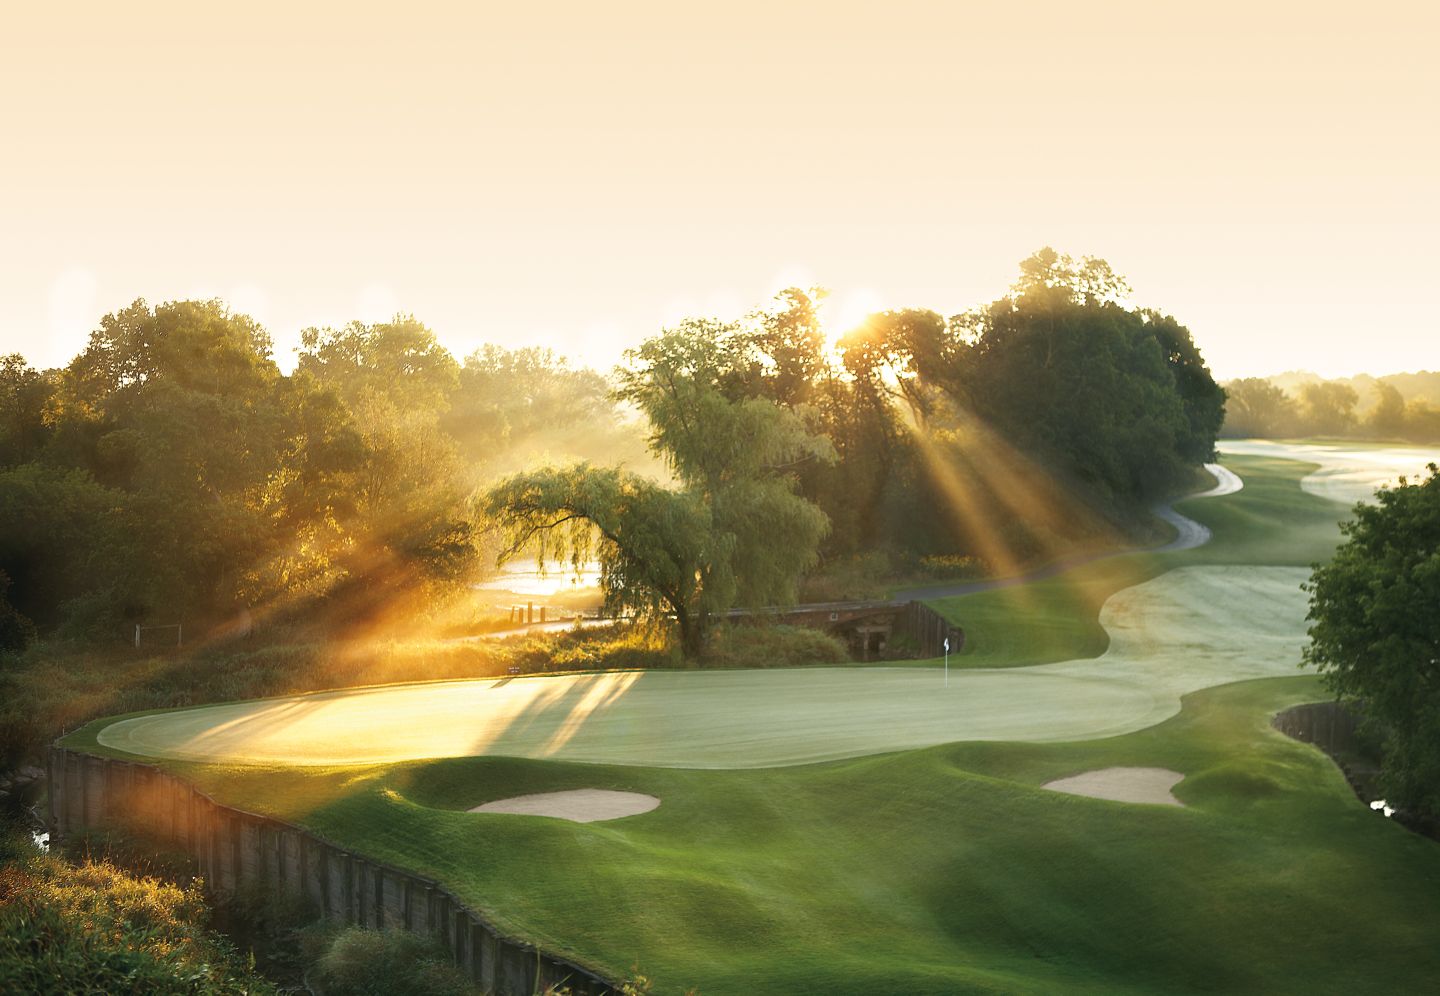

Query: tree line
[1,249,1225,656]
[484,248,1225,651]
[1224,375,1440,442]
[0,303,651,649]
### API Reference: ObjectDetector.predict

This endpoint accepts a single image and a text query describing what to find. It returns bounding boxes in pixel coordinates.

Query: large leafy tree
[1304,465,1440,818]
[1222,377,1298,438]
[297,317,481,604]
[485,324,833,655]
[1298,382,1359,437]
[45,300,291,621]
[0,355,53,468]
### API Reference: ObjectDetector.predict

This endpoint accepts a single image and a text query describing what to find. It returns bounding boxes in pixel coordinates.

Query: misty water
[476,559,602,596]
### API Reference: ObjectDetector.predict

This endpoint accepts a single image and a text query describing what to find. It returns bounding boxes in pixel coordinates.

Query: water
[476,559,602,595]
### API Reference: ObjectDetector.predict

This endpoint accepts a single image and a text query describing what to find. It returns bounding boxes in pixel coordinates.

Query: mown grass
[169,676,1440,995]
[64,449,1440,993]
[931,453,1348,669]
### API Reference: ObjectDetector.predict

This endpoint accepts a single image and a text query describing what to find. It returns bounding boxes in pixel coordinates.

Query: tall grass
[0,829,276,995]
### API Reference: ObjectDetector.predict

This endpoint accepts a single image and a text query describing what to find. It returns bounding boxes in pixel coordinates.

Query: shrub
[916,554,990,580]
[0,830,275,995]
[305,925,474,996]
[702,624,850,668]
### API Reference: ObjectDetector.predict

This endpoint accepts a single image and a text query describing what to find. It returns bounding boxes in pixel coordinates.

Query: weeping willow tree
[483,324,833,656]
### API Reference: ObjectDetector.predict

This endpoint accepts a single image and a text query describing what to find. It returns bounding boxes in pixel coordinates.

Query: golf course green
[66,442,1440,994]
[92,566,1309,768]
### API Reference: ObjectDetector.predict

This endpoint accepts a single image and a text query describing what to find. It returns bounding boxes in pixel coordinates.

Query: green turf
[172,676,1440,994]
[71,445,1440,993]
[77,565,1309,768]
[934,452,1347,670]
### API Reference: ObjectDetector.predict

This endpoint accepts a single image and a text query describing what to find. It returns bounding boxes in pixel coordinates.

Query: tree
[1367,382,1407,439]
[483,466,718,654]
[297,317,482,607]
[1222,378,1297,437]
[942,253,1221,505]
[0,355,53,467]
[1303,465,1440,818]
[486,324,834,655]
[1298,382,1358,437]
[0,569,37,654]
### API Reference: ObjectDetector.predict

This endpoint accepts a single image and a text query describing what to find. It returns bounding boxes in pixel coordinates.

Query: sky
[2,1,1435,379]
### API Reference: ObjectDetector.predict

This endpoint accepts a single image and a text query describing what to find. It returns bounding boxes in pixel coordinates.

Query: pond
[475,559,602,595]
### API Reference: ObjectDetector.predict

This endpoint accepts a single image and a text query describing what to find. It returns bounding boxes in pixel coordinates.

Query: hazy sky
[2,2,1435,379]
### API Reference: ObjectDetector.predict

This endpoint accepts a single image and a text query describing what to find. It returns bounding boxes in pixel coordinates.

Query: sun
[819,286,885,354]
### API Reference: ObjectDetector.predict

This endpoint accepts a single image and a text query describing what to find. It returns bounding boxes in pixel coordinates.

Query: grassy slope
[933,454,1347,669]
[175,676,1440,995]
[72,452,1440,992]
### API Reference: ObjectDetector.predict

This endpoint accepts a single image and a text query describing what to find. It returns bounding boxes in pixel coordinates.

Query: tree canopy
[485,325,834,654]
[1304,465,1440,818]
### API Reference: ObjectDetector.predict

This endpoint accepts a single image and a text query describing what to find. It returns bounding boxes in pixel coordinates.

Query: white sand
[469,789,660,822]
[1042,767,1185,806]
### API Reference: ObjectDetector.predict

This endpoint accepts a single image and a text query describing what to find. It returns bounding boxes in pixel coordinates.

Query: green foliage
[0,571,36,655]
[944,252,1223,503]
[0,463,130,631]
[1222,372,1440,443]
[1222,376,1297,437]
[0,354,52,468]
[447,345,658,482]
[488,330,834,655]
[303,925,475,996]
[1298,381,1359,437]
[915,554,990,579]
[1304,464,1440,817]
[702,623,849,668]
[184,678,1440,995]
[0,832,275,994]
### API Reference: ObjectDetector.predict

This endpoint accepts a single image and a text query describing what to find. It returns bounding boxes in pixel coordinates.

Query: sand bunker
[1042,767,1185,807]
[469,789,659,822]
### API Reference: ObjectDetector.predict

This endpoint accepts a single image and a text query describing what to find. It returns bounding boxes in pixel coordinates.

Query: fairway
[65,443,1440,995]
[95,566,1308,767]
[1219,438,1440,505]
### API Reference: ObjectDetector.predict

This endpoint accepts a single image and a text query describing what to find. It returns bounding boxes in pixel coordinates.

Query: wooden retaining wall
[898,601,965,660]
[47,745,615,995]
[1272,701,1362,754]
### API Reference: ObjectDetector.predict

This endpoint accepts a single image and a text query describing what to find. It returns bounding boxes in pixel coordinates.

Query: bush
[304,925,474,996]
[0,830,275,995]
[798,551,892,603]
[915,554,990,580]
[702,624,850,668]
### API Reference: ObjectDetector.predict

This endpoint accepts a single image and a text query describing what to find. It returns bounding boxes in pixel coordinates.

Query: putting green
[95,566,1309,768]
[1220,439,1440,506]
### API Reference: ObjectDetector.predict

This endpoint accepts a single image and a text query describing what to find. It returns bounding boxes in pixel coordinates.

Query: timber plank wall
[47,745,616,995]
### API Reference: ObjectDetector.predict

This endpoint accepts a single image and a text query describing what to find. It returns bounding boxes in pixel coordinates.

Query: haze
[2,1,1435,377]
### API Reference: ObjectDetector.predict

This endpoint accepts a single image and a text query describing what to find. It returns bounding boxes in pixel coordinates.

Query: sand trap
[1043,767,1185,807]
[468,789,660,822]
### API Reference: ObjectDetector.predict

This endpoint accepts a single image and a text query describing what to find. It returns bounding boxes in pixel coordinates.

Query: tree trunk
[675,604,707,660]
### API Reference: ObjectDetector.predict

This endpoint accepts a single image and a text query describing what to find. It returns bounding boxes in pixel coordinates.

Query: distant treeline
[0,308,654,647]
[0,248,1224,651]
[1223,371,1440,442]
